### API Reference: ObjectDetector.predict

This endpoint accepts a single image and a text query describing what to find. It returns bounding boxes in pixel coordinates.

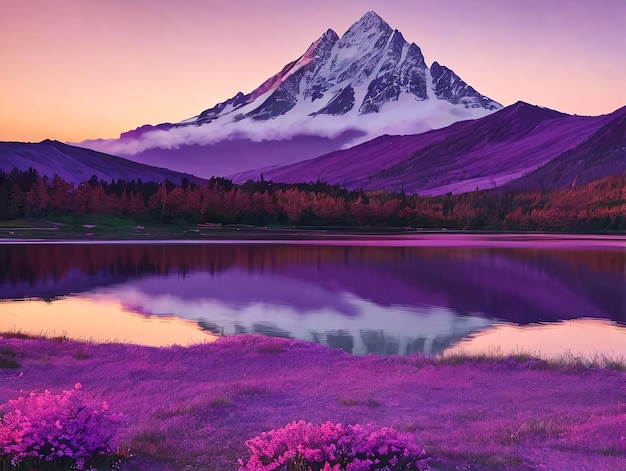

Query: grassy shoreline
[1,216,625,241]
[1,334,624,470]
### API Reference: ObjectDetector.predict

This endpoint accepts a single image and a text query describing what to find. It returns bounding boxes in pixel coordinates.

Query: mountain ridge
[502,105,626,191]
[230,102,624,194]
[0,140,207,186]
[78,11,502,178]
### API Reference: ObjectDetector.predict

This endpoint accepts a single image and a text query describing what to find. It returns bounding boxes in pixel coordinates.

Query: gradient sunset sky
[1,0,625,143]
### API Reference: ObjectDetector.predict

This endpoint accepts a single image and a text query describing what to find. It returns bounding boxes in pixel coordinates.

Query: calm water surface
[0,235,624,358]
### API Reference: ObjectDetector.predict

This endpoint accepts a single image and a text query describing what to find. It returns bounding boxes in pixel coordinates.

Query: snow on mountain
[79,11,501,178]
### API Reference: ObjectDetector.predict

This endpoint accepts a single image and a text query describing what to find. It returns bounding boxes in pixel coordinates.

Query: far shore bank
[0,226,625,250]
[0,334,624,470]
[0,216,625,243]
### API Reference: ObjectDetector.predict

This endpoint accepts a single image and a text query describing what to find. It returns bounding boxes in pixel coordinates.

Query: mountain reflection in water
[0,240,624,355]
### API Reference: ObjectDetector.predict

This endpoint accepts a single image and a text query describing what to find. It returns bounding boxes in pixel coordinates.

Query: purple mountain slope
[232,102,622,194]
[86,131,365,178]
[79,11,501,178]
[0,140,207,186]
[502,105,626,191]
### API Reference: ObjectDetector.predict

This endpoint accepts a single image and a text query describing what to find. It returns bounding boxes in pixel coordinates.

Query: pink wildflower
[238,421,429,470]
[0,387,122,470]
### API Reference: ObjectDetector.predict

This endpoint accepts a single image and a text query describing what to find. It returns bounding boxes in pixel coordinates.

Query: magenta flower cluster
[238,420,430,471]
[0,384,121,470]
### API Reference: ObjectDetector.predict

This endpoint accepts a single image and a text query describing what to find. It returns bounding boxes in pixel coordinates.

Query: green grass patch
[0,218,57,228]
[1,214,205,240]
[51,213,144,230]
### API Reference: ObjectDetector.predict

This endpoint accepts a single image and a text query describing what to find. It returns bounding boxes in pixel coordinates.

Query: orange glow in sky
[0,297,216,347]
[1,0,625,143]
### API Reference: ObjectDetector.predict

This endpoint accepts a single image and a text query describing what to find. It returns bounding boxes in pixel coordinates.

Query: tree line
[1,168,624,231]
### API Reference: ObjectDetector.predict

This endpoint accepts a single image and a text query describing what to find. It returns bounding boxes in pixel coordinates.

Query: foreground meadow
[0,334,624,470]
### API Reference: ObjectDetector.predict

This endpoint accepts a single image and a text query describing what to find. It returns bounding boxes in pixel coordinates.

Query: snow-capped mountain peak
[347,10,390,32]
[79,11,503,178]
[194,11,500,125]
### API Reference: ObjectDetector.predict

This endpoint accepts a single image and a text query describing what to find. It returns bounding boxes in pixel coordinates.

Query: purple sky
[1,0,625,142]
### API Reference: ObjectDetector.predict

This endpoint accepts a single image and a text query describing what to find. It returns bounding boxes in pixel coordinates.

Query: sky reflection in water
[0,236,624,356]
[0,297,216,346]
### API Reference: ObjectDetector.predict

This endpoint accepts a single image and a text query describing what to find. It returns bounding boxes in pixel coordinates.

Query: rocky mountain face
[232,102,623,195]
[197,12,499,123]
[79,11,501,178]
[430,62,498,109]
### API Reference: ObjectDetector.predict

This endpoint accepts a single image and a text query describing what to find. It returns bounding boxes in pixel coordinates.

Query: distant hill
[502,105,626,192]
[0,140,207,186]
[231,102,624,194]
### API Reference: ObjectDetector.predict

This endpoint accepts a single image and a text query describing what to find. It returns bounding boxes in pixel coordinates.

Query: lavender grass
[0,334,624,470]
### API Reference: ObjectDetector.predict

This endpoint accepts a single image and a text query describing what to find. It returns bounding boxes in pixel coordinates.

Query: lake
[1,234,625,359]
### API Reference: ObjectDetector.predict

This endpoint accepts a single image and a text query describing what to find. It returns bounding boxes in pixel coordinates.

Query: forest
[1,168,625,232]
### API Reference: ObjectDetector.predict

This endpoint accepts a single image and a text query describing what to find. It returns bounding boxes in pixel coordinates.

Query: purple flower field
[0,334,624,470]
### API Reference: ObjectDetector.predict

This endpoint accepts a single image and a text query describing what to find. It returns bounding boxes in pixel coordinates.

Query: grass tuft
[153,403,198,419]
[517,418,567,439]
[339,398,360,407]
[544,352,626,371]
[72,348,93,360]
[52,333,70,342]
[256,344,287,354]
[225,381,270,398]
[339,397,381,408]
[432,449,528,470]
[0,329,70,342]
[0,329,37,340]
[209,397,234,408]
[602,358,626,371]
[436,348,626,371]
[126,431,172,461]
[598,444,626,457]
[482,454,525,469]
[0,347,20,368]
